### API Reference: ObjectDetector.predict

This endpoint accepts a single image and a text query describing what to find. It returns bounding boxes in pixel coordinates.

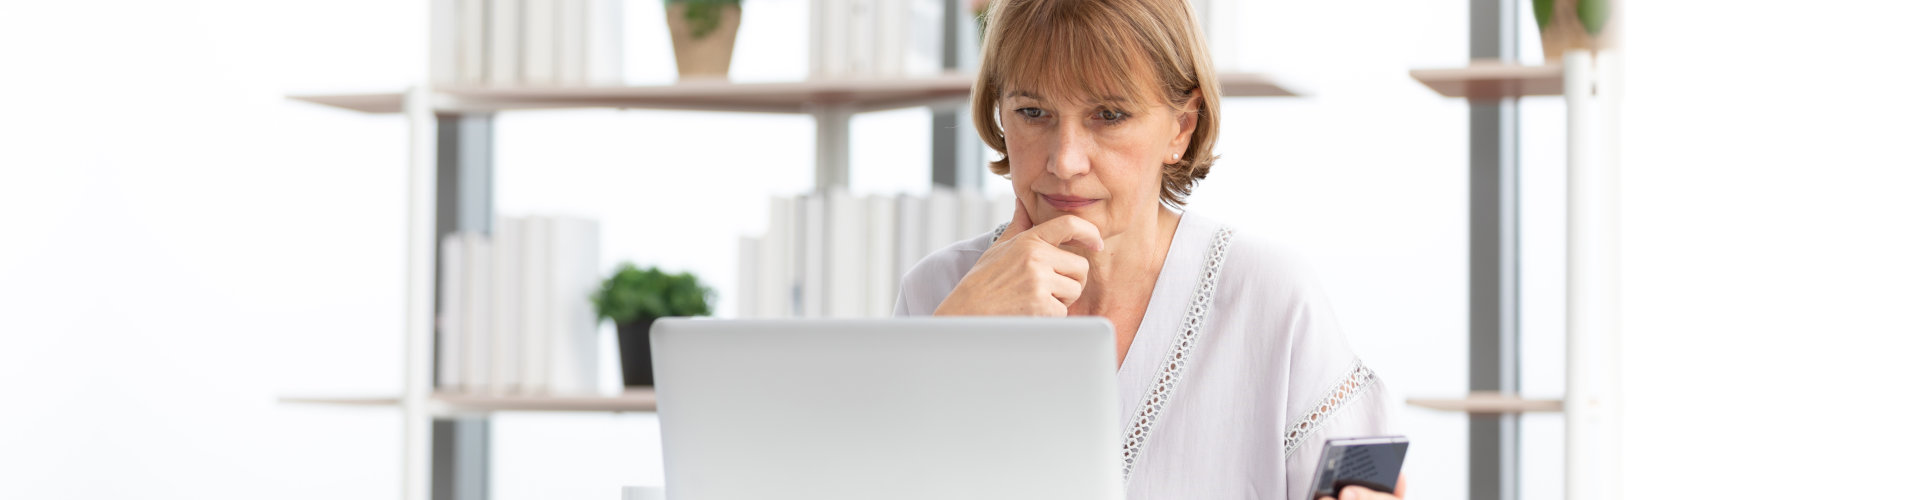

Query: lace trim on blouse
[1281,361,1380,458]
[1120,226,1235,483]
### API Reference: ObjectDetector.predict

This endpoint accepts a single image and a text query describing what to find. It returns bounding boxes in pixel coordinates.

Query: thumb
[994,196,1036,245]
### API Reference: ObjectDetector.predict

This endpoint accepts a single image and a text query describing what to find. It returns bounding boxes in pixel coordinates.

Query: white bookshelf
[1409,60,1564,99]
[282,389,658,415]
[290,72,1300,192]
[285,3,1305,495]
[1406,51,1623,499]
[288,71,1302,114]
[1405,391,1563,414]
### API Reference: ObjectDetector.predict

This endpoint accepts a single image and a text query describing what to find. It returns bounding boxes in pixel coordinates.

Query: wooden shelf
[281,389,658,414]
[280,395,403,406]
[1406,391,1563,414]
[287,72,1303,114]
[1410,61,1563,99]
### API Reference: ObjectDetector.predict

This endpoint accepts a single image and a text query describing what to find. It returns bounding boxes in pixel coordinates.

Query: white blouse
[894,212,1400,500]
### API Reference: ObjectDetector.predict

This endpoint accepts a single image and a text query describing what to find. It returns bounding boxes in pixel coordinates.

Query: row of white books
[809,0,948,79]
[430,0,624,87]
[737,189,1015,318]
[439,216,603,395]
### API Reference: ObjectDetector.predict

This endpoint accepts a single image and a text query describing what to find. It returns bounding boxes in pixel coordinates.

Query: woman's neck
[1069,205,1182,316]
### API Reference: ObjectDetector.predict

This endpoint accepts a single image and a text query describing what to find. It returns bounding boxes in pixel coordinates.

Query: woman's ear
[1168,89,1203,158]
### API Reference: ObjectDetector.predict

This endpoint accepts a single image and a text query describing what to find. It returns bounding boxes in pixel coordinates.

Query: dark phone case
[1308,436,1409,499]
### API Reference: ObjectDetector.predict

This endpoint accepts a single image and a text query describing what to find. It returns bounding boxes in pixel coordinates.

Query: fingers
[1045,273,1084,308]
[1337,485,1393,500]
[1394,473,1407,498]
[994,196,1035,245]
[1025,213,1104,252]
[1032,245,1090,286]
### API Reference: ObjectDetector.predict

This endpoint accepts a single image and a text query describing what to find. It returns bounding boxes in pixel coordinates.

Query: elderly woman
[893,1,1405,499]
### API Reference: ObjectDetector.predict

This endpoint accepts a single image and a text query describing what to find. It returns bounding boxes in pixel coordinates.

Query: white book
[583,0,624,85]
[430,0,460,85]
[864,195,898,317]
[923,188,959,254]
[522,0,557,86]
[736,236,759,318]
[872,0,903,77]
[490,218,523,394]
[438,233,466,392]
[758,197,796,318]
[957,189,988,238]
[846,0,875,76]
[1190,0,1238,71]
[519,217,552,394]
[905,0,943,76]
[463,234,493,394]
[893,194,927,281]
[800,194,827,318]
[487,0,522,86]
[805,0,819,77]
[990,193,1018,232]
[459,0,488,85]
[807,0,828,77]
[818,0,848,77]
[557,0,586,86]
[824,190,867,318]
[546,216,601,395]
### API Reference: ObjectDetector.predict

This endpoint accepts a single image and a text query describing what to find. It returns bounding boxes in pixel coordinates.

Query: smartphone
[1308,436,1409,499]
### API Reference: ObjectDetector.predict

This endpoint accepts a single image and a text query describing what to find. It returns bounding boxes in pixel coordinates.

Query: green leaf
[1532,0,1554,30]
[1577,0,1609,36]
[592,262,714,326]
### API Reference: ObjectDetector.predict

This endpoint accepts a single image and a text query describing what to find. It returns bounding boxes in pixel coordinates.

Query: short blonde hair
[971,0,1222,207]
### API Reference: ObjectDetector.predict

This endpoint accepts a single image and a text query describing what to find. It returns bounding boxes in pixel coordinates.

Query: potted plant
[664,0,743,79]
[1534,0,1612,61]
[592,263,713,387]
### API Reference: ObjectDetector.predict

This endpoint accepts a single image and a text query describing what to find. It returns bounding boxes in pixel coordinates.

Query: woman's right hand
[933,199,1104,317]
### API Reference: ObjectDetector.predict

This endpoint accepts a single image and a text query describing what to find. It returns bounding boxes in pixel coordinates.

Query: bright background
[1,1,1914,499]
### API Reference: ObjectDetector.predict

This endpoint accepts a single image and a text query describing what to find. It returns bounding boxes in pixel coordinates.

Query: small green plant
[592,263,713,325]
[667,0,742,40]
[1533,0,1609,35]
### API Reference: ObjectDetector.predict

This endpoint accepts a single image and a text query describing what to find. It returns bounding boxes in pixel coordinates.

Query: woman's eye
[1097,109,1129,123]
[1017,107,1045,119]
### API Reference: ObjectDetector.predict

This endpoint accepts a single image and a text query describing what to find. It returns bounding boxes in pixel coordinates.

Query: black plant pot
[616,317,659,387]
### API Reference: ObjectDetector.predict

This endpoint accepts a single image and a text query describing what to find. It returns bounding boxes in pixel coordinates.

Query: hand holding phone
[1309,436,1409,499]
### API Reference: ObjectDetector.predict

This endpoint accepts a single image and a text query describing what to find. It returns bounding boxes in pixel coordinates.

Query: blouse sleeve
[1282,368,1400,500]
[1228,234,1402,500]
[1275,287,1401,500]
[891,234,990,317]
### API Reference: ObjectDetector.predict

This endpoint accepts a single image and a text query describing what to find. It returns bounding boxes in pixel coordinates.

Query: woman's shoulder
[893,226,1004,315]
[1199,216,1325,305]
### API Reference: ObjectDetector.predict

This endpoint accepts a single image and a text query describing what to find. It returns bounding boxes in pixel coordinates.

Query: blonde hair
[971,0,1223,207]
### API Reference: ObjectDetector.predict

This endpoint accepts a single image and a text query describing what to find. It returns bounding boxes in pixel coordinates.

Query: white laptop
[650,318,1122,500]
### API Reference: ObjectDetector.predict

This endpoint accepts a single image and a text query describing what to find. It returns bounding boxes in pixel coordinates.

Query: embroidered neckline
[1120,226,1234,483]
[1281,361,1380,458]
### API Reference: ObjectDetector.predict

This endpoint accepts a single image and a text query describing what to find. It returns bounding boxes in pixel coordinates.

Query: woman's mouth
[1041,194,1098,210]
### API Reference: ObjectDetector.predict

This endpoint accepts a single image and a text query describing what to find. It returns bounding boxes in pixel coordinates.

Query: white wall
[3,0,1913,499]
[1618,1,1920,497]
[0,1,421,498]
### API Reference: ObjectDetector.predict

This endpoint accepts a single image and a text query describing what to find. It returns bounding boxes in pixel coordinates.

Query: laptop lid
[651,317,1121,500]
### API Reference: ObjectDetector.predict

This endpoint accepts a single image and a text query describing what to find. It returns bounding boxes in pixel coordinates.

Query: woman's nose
[1047,125,1091,179]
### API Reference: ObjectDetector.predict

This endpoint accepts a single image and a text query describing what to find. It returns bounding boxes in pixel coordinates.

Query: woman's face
[1000,85,1198,239]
